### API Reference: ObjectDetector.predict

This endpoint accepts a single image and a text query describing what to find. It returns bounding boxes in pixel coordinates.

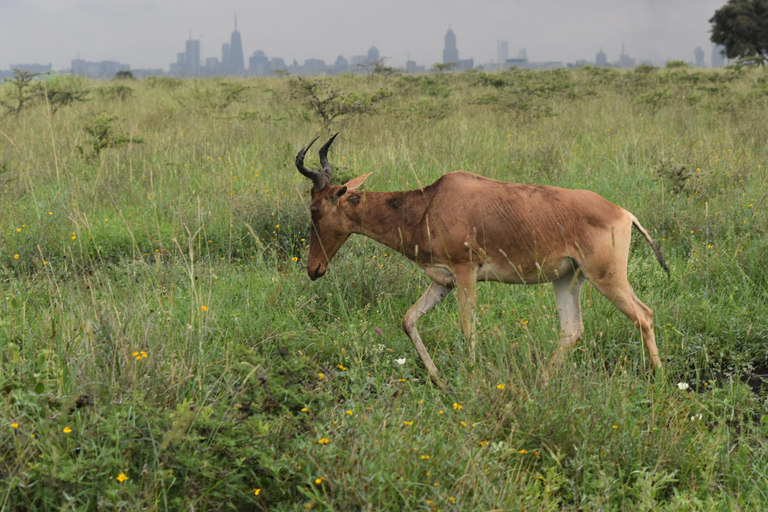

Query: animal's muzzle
[309,264,325,280]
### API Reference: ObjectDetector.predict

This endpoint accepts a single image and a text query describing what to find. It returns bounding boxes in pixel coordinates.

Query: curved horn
[319,133,339,179]
[295,136,327,191]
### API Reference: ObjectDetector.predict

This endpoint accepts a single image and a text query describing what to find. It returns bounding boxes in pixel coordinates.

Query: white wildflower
[677,382,689,391]
[395,358,406,365]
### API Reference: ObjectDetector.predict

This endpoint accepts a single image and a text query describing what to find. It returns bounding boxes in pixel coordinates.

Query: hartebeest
[297,134,668,391]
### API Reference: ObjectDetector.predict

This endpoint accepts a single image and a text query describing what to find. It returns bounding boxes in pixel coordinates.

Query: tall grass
[0,67,767,510]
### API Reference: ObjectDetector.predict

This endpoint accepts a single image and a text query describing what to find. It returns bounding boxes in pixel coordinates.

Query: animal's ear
[332,186,348,201]
[343,172,372,191]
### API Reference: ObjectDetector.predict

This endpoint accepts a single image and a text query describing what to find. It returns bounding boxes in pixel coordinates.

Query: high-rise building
[367,46,380,62]
[72,59,129,79]
[595,48,607,66]
[227,14,245,74]
[304,58,326,74]
[333,55,349,73]
[443,27,458,64]
[618,43,635,68]
[694,46,705,67]
[712,44,726,67]
[249,50,271,76]
[497,40,509,64]
[206,57,220,71]
[10,63,51,74]
[222,43,230,66]
[271,57,287,71]
[185,37,200,75]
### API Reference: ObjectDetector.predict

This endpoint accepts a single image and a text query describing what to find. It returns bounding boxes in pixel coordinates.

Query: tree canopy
[710,0,768,65]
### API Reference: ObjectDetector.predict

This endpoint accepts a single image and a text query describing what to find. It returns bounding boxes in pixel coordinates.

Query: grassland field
[0,66,767,510]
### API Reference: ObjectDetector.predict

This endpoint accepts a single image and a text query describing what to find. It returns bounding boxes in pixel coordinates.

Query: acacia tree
[710,0,768,66]
[0,69,43,115]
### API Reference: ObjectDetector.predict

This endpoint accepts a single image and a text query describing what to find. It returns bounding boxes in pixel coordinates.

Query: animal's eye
[310,208,319,215]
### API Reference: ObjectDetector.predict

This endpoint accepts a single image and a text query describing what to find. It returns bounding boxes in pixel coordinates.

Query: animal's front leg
[403,282,453,392]
[454,265,479,361]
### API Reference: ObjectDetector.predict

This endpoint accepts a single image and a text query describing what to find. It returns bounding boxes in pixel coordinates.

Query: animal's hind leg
[453,265,478,361]
[589,277,661,370]
[547,270,587,377]
[403,282,453,391]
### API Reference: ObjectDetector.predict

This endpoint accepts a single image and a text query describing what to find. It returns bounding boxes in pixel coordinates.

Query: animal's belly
[421,258,575,286]
[477,257,575,284]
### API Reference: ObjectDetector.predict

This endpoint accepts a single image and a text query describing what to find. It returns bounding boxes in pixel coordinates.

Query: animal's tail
[630,215,669,276]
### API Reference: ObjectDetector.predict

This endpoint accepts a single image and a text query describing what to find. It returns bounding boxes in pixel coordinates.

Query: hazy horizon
[1,0,726,71]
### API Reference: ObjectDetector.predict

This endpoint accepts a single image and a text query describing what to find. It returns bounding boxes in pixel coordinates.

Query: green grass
[1,67,767,510]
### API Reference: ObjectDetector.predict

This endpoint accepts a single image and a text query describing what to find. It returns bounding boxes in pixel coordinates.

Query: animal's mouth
[310,264,325,280]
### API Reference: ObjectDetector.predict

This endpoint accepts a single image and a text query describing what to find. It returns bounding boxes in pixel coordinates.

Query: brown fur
[300,141,667,391]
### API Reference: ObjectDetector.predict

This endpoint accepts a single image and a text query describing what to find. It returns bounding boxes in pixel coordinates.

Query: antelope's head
[296,134,370,280]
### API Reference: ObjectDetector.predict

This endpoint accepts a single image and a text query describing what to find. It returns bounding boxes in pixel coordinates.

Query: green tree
[432,62,457,73]
[709,0,768,66]
[0,69,44,115]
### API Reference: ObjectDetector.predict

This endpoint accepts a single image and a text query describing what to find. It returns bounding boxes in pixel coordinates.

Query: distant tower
[497,40,509,64]
[185,34,200,76]
[443,27,458,64]
[595,48,607,66]
[694,46,705,67]
[334,55,349,72]
[712,44,725,68]
[367,46,380,62]
[618,43,635,68]
[222,43,231,67]
[228,14,245,74]
[249,50,271,76]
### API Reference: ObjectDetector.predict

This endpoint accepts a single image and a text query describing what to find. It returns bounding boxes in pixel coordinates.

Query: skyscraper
[367,46,380,62]
[595,48,607,66]
[222,43,230,67]
[443,27,458,64]
[618,43,635,68]
[227,14,245,74]
[497,40,509,64]
[185,36,200,76]
[712,44,725,68]
[694,46,705,67]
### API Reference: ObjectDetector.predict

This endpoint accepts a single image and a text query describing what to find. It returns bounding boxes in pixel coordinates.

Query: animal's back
[427,171,627,245]
[420,171,630,282]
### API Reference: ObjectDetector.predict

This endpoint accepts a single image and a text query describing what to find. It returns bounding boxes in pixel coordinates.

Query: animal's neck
[344,189,432,260]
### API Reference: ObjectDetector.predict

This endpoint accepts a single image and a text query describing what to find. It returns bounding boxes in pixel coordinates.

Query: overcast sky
[1,0,726,71]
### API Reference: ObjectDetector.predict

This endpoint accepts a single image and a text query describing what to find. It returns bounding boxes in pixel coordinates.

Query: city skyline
[1,0,726,72]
